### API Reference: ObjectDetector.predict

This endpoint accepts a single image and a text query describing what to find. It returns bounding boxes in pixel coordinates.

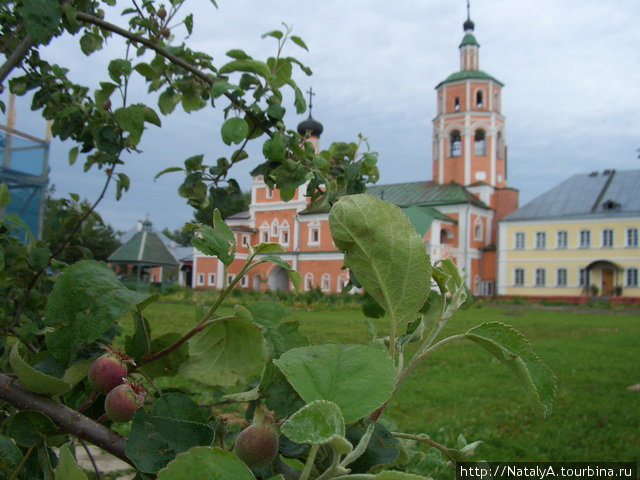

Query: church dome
[297,115,323,137]
[463,18,475,31]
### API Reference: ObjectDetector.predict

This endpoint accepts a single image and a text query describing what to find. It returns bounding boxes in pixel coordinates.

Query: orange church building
[192,11,518,296]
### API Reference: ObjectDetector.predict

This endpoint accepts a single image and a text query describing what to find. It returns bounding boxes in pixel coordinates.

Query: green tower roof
[108,229,178,266]
[436,69,504,88]
[459,32,479,47]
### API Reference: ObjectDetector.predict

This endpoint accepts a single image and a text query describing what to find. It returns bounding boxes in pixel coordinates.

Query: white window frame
[304,273,314,291]
[240,275,248,288]
[535,268,546,287]
[627,268,638,287]
[208,273,216,286]
[579,230,591,248]
[227,273,235,285]
[535,231,546,250]
[473,217,483,241]
[279,220,290,246]
[514,232,525,250]
[602,229,614,248]
[308,222,321,246]
[241,234,250,247]
[514,268,524,286]
[626,228,638,247]
[270,219,279,237]
[321,273,331,292]
[265,187,273,199]
[556,268,567,287]
[557,230,567,249]
[579,268,590,287]
[337,274,348,292]
[197,273,205,286]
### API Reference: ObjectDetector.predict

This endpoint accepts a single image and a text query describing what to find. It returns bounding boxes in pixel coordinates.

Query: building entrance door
[601,268,614,296]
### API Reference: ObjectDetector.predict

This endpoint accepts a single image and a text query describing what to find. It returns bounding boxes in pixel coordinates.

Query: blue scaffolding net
[0,126,49,242]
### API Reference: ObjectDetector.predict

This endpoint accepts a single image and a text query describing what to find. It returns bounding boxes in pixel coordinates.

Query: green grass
[138,300,640,470]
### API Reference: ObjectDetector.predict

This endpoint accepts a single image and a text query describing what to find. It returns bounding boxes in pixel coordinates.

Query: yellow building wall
[500,217,640,298]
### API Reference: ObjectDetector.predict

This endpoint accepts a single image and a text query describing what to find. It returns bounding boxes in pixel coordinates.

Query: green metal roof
[108,230,178,266]
[436,70,504,88]
[367,180,489,209]
[459,33,479,47]
[402,205,455,238]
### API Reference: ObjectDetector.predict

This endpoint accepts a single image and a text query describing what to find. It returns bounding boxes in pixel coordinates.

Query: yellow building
[497,169,640,302]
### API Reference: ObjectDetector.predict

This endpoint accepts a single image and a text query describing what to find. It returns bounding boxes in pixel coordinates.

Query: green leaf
[154,166,184,180]
[262,132,286,161]
[267,58,292,88]
[254,255,301,291]
[179,319,266,387]
[290,35,308,51]
[135,62,158,80]
[464,322,557,418]
[21,0,61,44]
[248,302,307,358]
[79,31,103,55]
[211,79,236,98]
[140,332,189,379]
[190,210,236,266]
[115,104,145,145]
[329,194,432,336]
[9,411,56,447]
[9,343,72,395]
[184,13,194,34]
[156,447,256,480]
[55,444,88,480]
[152,394,207,424]
[292,85,306,114]
[281,400,346,446]
[221,117,249,145]
[159,88,181,115]
[126,411,215,474]
[345,422,400,473]
[44,260,153,365]
[68,146,79,165]
[252,242,286,255]
[0,436,22,470]
[274,344,396,423]
[0,183,10,207]
[108,59,133,83]
[373,472,433,479]
[219,59,271,78]
[261,30,283,40]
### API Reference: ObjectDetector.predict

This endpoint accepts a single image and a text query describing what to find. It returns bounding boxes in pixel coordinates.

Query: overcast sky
[3,0,640,233]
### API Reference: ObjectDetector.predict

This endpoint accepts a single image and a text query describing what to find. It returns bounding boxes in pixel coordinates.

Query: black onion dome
[297,115,323,137]
[463,18,475,31]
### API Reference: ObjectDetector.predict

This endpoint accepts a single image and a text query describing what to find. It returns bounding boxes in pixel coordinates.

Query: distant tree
[43,194,121,264]
[194,184,251,224]
[162,186,250,245]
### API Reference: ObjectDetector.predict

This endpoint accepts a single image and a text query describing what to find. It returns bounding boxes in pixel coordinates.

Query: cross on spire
[466,0,471,21]
[306,87,316,117]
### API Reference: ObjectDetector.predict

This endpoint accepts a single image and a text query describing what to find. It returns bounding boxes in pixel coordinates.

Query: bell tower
[431,4,507,191]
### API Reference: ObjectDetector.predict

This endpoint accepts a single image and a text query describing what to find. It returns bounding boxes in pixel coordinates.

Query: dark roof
[503,169,640,222]
[297,115,323,137]
[436,69,504,88]
[366,180,489,209]
[109,230,178,266]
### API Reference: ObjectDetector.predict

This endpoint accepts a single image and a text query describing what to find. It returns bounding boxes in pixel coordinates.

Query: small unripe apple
[157,6,167,19]
[88,353,127,394]
[104,383,144,422]
[233,406,279,468]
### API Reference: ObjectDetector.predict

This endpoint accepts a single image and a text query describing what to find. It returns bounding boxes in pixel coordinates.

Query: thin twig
[79,439,103,480]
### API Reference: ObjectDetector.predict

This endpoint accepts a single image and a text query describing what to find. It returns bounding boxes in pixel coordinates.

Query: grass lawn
[139,300,640,470]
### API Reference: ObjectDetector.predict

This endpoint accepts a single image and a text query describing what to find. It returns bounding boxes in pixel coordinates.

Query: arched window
[260,222,270,243]
[440,228,454,244]
[449,130,461,157]
[476,90,484,108]
[304,273,314,291]
[270,219,279,237]
[321,273,331,292]
[453,97,460,112]
[497,132,503,159]
[474,129,486,156]
[279,220,290,246]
